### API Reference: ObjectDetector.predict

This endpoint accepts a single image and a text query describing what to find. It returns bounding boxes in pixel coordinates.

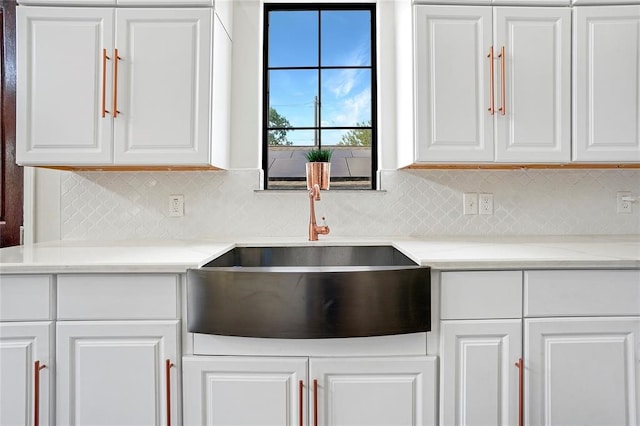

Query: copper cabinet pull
[34,361,46,426]
[299,380,304,426]
[166,359,174,426]
[102,49,110,117]
[113,48,120,118]
[313,379,318,426]
[515,358,524,426]
[487,46,495,115]
[498,45,506,115]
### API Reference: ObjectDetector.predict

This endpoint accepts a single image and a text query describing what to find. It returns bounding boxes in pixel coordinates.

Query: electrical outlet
[463,193,478,215]
[617,191,633,214]
[479,193,494,215]
[169,195,184,217]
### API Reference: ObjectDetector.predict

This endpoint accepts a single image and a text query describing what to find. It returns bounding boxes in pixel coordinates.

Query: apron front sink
[187,245,430,339]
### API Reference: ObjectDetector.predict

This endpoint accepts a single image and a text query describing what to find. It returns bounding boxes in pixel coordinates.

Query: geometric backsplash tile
[60,169,640,240]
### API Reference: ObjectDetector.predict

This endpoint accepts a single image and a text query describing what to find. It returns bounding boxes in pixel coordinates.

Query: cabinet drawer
[0,275,53,321]
[525,270,640,317]
[57,274,179,320]
[441,271,522,319]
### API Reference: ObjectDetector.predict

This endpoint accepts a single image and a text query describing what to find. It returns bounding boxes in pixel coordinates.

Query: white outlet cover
[169,195,184,217]
[617,191,632,214]
[479,193,493,215]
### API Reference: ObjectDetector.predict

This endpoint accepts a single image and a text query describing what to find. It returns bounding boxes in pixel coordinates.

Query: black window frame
[262,3,378,190]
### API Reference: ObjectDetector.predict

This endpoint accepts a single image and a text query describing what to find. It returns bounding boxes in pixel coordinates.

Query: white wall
[228,0,414,171]
[25,0,640,242]
[53,168,640,240]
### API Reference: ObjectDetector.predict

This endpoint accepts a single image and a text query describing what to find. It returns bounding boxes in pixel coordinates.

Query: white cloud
[327,87,371,126]
[324,41,369,98]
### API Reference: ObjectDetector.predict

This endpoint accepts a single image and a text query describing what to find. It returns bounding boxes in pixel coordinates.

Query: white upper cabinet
[18,0,117,5]
[415,5,571,163]
[18,0,214,6]
[117,0,213,5]
[573,5,640,162]
[494,7,571,162]
[17,6,222,167]
[415,6,494,162]
[113,8,212,165]
[17,7,114,164]
[572,0,639,5]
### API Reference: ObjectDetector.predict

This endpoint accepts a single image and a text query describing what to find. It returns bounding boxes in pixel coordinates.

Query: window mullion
[317,10,322,150]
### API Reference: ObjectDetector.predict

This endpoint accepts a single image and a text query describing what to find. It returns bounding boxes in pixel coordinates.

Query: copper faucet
[308,183,330,241]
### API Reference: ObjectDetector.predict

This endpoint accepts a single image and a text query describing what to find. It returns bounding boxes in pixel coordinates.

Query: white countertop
[0,235,638,273]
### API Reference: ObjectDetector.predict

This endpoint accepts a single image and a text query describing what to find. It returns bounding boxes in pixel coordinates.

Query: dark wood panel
[0,0,21,247]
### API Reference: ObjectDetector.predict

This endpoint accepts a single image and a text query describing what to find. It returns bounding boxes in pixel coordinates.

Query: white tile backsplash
[60,169,640,240]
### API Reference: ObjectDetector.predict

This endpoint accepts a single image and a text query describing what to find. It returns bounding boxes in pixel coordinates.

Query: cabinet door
[494,7,571,163]
[114,8,212,165]
[16,7,114,165]
[118,0,213,5]
[56,320,179,426]
[18,0,116,5]
[183,356,308,426]
[526,317,640,426]
[440,320,522,426]
[573,6,640,162]
[310,356,438,426]
[415,6,494,162]
[0,322,53,426]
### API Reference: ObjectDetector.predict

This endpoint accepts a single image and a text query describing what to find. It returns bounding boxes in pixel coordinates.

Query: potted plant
[305,149,332,190]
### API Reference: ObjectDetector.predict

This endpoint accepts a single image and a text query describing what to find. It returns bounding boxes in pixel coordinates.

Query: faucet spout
[309,184,330,241]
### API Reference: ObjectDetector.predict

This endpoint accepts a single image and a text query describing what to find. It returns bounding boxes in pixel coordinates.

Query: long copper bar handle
[313,379,318,426]
[34,361,46,426]
[299,380,304,426]
[102,49,110,117]
[487,46,495,115]
[515,358,524,426]
[113,48,120,118]
[498,45,506,116]
[166,359,175,426]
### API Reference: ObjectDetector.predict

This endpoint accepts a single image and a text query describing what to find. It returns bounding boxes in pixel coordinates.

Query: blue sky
[268,10,372,146]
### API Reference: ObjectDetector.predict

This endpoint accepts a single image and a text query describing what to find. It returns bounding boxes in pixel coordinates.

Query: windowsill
[254,189,387,193]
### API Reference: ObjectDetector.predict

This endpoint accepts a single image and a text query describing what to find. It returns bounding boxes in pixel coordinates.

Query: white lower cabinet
[183,355,438,426]
[183,356,308,426]
[56,320,180,426]
[0,275,54,426]
[0,273,183,426]
[440,320,521,426]
[0,322,53,426]
[439,269,640,426]
[526,317,640,426]
[439,271,523,426]
[54,273,182,426]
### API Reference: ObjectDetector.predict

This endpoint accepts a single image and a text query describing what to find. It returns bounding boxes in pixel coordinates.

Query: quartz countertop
[0,235,638,274]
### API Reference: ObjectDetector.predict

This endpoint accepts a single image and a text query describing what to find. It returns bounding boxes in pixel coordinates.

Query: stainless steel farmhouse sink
[187,245,430,339]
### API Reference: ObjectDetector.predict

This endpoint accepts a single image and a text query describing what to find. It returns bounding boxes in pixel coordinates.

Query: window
[263,4,377,190]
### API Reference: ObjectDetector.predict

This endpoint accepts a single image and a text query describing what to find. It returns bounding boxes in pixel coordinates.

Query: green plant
[305,149,333,162]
